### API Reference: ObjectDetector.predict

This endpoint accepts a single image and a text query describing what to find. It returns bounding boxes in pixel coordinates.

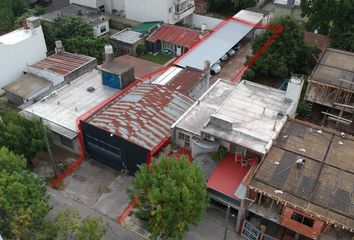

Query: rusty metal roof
[87,83,194,151]
[31,52,95,76]
[167,68,205,96]
[146,24,201,48]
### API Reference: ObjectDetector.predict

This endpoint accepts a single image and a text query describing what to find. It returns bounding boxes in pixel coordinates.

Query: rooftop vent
[87,87,96,92]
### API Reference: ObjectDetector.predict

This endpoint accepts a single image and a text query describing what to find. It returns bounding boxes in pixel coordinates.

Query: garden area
[140,53,174,65]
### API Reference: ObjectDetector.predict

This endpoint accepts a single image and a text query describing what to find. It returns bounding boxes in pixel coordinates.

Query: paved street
[47,187,143,240]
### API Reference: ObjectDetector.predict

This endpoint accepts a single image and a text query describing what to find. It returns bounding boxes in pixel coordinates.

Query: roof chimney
[104,44,114,64]
[55,40,65,54]
[203,60,211,88]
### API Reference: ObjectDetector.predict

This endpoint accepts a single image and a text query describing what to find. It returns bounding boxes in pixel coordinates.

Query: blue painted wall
[102,71,122,89]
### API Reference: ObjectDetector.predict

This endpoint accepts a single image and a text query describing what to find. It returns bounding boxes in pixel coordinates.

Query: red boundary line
[50,16,284,193]
[117,197,139,224]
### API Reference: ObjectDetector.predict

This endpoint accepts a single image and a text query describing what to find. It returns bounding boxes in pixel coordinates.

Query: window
[100,25,107,34]
[178,132,184,140]
[98,5,105,12]
[291,212,315,228]
[60,136,74,149]
[169,7,173,13]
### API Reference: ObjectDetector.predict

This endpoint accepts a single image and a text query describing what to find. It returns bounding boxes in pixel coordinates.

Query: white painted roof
[22,70,117,138]
[233,10,264,24]
[111,29,142,44]
[0,28,33,45]
[175,20,254,70]
[174,80,297,155]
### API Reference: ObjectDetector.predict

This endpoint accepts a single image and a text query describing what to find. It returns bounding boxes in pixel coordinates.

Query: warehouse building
[81,84,194,174]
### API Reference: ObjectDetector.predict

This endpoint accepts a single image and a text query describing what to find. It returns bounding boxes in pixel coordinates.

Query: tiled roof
[31,52,95,76]
[146,24,201,48]
[87,84,194,151]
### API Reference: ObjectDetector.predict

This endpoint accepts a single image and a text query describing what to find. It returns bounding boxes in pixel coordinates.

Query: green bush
[243,69,255,80]
[297,101,310,117]
[136,44,145,56]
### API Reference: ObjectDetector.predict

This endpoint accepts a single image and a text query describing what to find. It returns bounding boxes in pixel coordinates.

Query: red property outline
[50,16,284,220]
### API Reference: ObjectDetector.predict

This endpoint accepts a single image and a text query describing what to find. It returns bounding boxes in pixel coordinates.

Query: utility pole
[40,118,59,177]
[223,205,230,240]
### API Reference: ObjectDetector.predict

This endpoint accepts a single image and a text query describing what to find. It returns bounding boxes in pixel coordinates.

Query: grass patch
[141,53,173,65]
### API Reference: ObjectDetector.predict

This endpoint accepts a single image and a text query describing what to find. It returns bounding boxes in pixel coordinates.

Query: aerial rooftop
[249,119,354,231]
[0,27,34,45]
[309,48,354,91]
[22,70,117,138]
[111,29,142,44]
[86,84,194,151]
[174,80,297,154]
[29,52,96,77]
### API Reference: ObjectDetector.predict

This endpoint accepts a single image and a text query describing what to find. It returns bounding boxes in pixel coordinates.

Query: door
[86,135,123,171]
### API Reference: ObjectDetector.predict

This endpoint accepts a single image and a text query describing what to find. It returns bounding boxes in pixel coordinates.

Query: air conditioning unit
[205,135,215,141]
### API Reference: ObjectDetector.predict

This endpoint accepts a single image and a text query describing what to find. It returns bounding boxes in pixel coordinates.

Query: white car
[232,43,240,51]
[227,49,236,56]
[210,63,221,75]
[220,54,228,61]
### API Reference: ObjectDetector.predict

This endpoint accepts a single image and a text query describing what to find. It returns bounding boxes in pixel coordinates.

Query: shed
[110,29,144,55]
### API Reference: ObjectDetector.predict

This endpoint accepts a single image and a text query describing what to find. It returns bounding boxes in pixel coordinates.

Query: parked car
[220,54,228,61]
[210,63,221,75]
[227,49,236,56]
[215,60,221,65]
[232,43,240,51]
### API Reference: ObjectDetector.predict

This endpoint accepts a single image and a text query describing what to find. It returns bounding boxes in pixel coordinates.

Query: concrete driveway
[62,159,133,220]
[210,41,252,84]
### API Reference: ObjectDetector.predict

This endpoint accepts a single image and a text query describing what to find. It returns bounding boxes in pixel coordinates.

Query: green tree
[15,5,45,28]
[301,0,354,51]
[66,36,117,63]
[0,0,28,33]
[249,16,319,78]
[55,16,94,42]
[0,110,52,163]
[130,155,208,240]
[0,150,49,238]
[36,210,108,240]
[209,0,256,14]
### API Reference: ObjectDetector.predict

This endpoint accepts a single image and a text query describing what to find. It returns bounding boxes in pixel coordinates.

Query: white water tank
[285,76,304,118]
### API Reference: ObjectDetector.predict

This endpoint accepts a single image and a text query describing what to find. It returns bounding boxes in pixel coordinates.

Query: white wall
[27,66,64,86]
[0,27,47,93]
[184,14,223,30]
[124,0,169,23]
[92,20,110,37]
[70,0,98,8]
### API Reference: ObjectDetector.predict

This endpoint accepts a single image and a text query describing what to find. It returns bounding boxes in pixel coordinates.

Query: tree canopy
[0,148,49,239]
[130,155,208,240]
[301,0,354,52]
[248,16,319,78]
[0,110,52,162]
[42,16,118,63]
[209,0,256,15]
[0,0,28,34]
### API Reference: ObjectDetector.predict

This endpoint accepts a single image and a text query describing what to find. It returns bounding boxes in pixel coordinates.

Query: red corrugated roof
[207,153,250,200]
[167,69,204,96]
[31,52,95,76]
[87,83,194,151]
[146,24,201,48]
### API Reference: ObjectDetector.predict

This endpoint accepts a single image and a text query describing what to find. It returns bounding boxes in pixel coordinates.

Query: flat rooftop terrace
[22,70,117,138]
[249,120,354,231]
[174,80,296,154]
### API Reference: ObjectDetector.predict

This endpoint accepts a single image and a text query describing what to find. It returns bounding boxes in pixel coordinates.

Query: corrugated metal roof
[176,20,253,70]
[31,52,95,76]
[111,29,142,44]
[87,84,194,151]
[146,24,201,48]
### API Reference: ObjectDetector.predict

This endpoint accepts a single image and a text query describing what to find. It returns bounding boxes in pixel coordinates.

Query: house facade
[0,17,47,93]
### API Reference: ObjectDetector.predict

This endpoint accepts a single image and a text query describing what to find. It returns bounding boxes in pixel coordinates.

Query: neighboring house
[246,119,354,240]
[110,29,144,55]
[273,0,307,22]
[70,0,195,24]
[124,0,195,24]
[40,4,110,37]
[132,21,163,35]
[146,24,201,56]
[81,83,194,174]
[21,69,117,153]
[100,54,162,81]
[304,48,354,133]
[152,62,211,100]
[171,78,303,232]
[0,17,47,94]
